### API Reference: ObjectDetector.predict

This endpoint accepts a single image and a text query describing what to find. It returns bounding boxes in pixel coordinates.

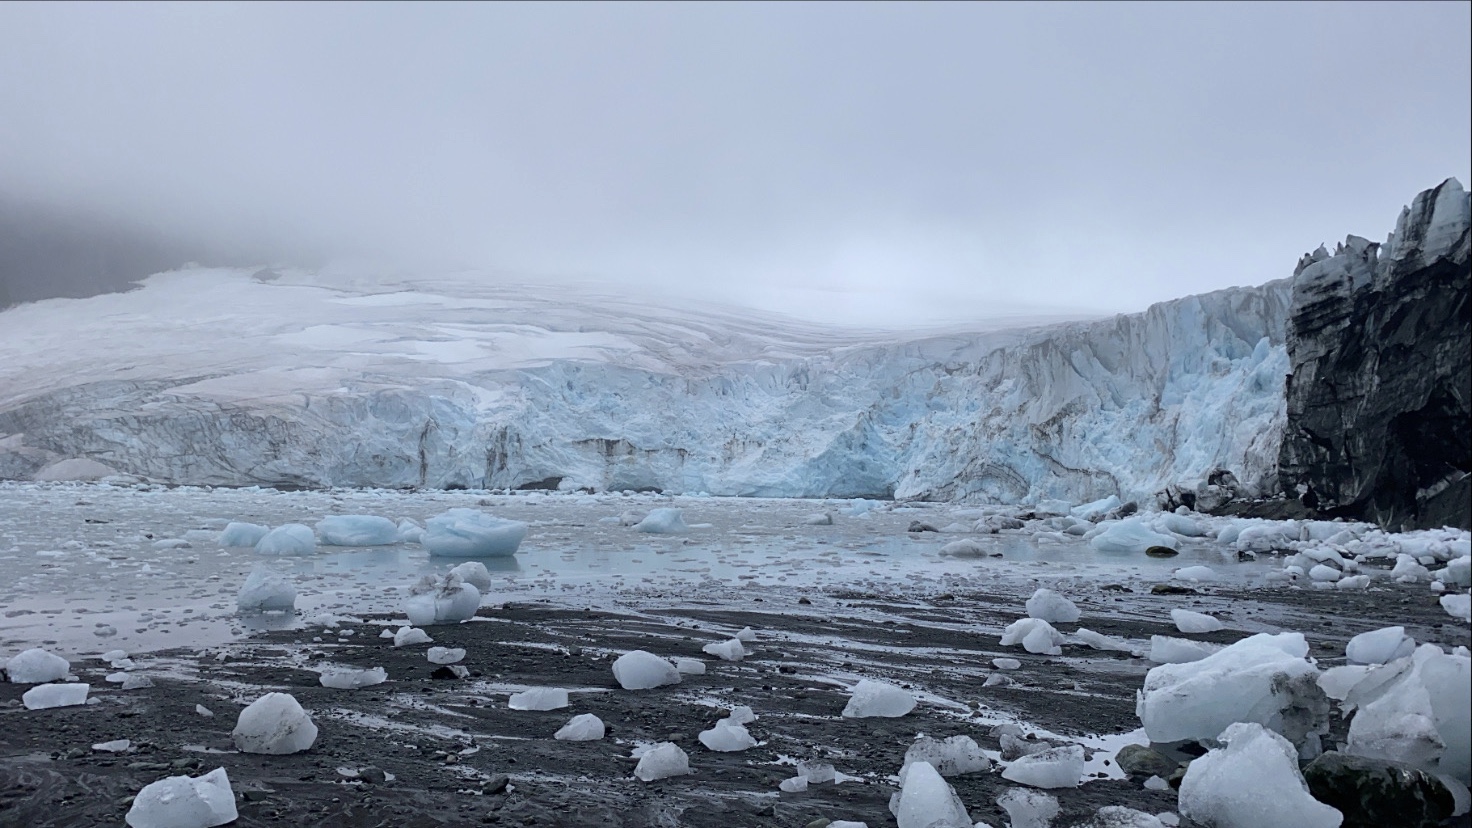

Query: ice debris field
[0,480,1469,828]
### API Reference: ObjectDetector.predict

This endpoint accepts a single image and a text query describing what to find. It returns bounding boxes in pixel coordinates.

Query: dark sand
[2,581,1467,828]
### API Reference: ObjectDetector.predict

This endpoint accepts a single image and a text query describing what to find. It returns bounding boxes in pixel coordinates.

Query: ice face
[422,508,527,557]
[1178,722,1343,828]
[232,692,318,754]
[841,679,916,718]
[316,515,400,546]
[254,524,316,555]
[0,263,1292,505]
[892,761,970,828]
[632,742,691,781]
[611,650,681,690]
[124,767,238,828]
[508,687,569,711]
[554,713,605,741]
[5,647,70,683]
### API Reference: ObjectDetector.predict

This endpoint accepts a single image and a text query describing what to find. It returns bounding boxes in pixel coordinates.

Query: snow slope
[0,263,1290,504]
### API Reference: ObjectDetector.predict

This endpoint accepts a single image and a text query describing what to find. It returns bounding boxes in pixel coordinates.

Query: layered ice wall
[0,262,1291,504]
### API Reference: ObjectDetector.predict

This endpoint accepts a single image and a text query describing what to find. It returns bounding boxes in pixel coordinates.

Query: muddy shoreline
[2,580,1468,828]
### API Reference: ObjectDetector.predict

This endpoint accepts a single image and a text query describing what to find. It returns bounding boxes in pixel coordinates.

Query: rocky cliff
[1278,178,1471,529]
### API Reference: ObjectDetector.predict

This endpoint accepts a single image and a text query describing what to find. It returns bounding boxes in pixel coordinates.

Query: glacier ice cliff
[0,272,1290,505]
[0,180,1462,520]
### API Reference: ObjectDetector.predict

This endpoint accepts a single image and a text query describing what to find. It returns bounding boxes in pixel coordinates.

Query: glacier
[0,264,1291,505]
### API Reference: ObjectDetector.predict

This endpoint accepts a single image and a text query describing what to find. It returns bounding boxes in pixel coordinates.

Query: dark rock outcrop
[1302,751,1456,828]
[1278,178,1471,530]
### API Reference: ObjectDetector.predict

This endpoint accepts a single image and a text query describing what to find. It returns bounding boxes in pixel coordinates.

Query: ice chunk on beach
[699,719,757,752]
[6,648,70,683]
[1091,518,1177,554]
[1137,632,1327,749]
[93,739,131,752]
[612,650,681,690]
[232,692,318,754]
[1345,626,1416,665]
[422,508,527,557]
[1075,628,1134,653]
[1171,609,1224,633]
[124,767,238,828]
[393,626,432,647]
[1027,589,1081,623]
[1443,593,1471,622]
[1173,565,1217,582]
[254,524,316,555]
[1346,643,1471,782]
[841,679,916,718]
[403,573,481,625]
[633,742,691,781]
[448,561,493,592]
[998,787,1060,828]
[236,567,296,612]
[893,761,970,828]
[633,507,689,534]
[508,687,569,711]
[1001,618,1064,655]
[316,515,399,546]
[218,521,269,548]
[1080,806,1166,827]
[1179,722,1342,828]
[319,666,386,689]
[702,638,746,661]
[1002,744,1085,789]
[554,713,605,741]
[940,538,990,556]
[901,734,992,776]
[22,682,89,709]
[427,647,465,665]
[676,658,706,674]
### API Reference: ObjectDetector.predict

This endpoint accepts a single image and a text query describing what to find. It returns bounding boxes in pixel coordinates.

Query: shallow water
[0,482,1273,656]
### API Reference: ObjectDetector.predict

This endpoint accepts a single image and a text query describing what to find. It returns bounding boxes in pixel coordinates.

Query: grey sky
[1,1,1468,327]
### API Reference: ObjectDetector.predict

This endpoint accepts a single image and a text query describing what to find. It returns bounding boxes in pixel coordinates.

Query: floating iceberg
[422,508,527,557]
[218,521,269,548]
[316,515,399,546]
[236,567,296,612]
[254,524,316,555]
[632,507,689,534]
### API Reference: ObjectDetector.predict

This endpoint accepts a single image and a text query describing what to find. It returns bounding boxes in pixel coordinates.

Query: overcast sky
[1,2,1467,327]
